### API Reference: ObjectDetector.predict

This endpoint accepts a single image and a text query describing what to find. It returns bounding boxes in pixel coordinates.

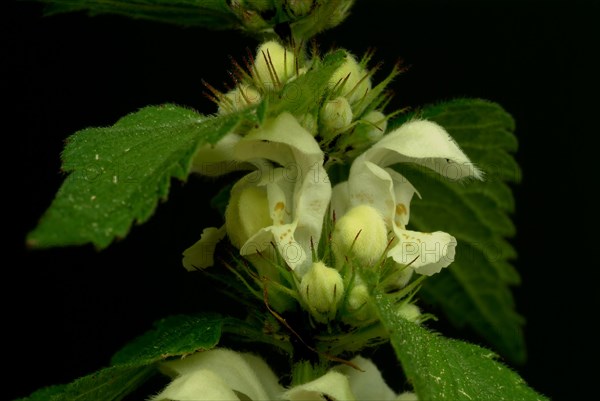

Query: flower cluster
[183,39,480,307]
[170,39,480,398]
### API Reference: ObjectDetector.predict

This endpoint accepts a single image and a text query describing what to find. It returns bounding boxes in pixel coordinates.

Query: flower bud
[332,205,388,267]
[397,303,421,323]
[329,55,371,104]
[361,110,387,142]
[225,185,272,249]
[254,41,296,89]
[320,97,353,136]
[343,282,374,323]
[219,85,262,114]
[300,261,344,323]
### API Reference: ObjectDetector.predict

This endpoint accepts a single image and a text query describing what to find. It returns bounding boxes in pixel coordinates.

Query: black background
[5,0,598,400]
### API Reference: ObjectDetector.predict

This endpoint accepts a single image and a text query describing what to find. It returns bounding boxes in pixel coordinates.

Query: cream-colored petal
[161,349,283,401]
[388,229,457,276]
[225,171,272,250]
[347,160,395,227]
[150,369,239,401]
[292,162,331,276]
[239,224,278,258]
[386,168,419,229]
[334,356,397,401]
[191,133,252,176]
[346,160,419,230]
[331,181,351,220]
[284,371,356,401]
[182,226,227,271]
[235,112,323,169]
[396,392,419,401]
[239,353,285,399]
[239,219,308,272]
[269,222,307,270]
[364,120,483,180]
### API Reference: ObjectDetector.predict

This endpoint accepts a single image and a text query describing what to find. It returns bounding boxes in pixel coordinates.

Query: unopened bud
[300,261,344,323]
[254,41,296,89]
[329,55,371,104]
[320,97,353,136]
[333,205,388,267]
[397,303,421,323]
[344,282,372,323]
[361,110,387,142]
[225,185,271,249]
[219,85,262,114]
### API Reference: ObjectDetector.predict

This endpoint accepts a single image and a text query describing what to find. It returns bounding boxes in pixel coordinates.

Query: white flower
[150,349,284,401]
[332,119,482,276]
[184,112,331,277]
[286,355,416,401]
[151,349,417,401]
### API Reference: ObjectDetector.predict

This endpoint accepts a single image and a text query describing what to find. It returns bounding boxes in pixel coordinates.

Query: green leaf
[39,0,239,29]
[392,99,525,363]
[17,313,226,401]
[373,291,548,401]
[37,0,356,40]
[16,365,154,401]
[28,104,245,249]
[111,314,224,365]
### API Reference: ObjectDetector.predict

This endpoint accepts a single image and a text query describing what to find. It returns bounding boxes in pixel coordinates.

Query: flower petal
[334,356,398,401]
[388,229,457,276]
[191,133,252,176]
[292,162,331,275]
[284,371,356,401]
[386,168,419,229]
[396,392,419,401]
[182,226,226,271]
[161,349,283,401]
[364,120,483,180]
[331,181,351,219]
[346,161,418,230]
[233,116,331,275]
[235,112,323,169]
[150,369,239,401]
